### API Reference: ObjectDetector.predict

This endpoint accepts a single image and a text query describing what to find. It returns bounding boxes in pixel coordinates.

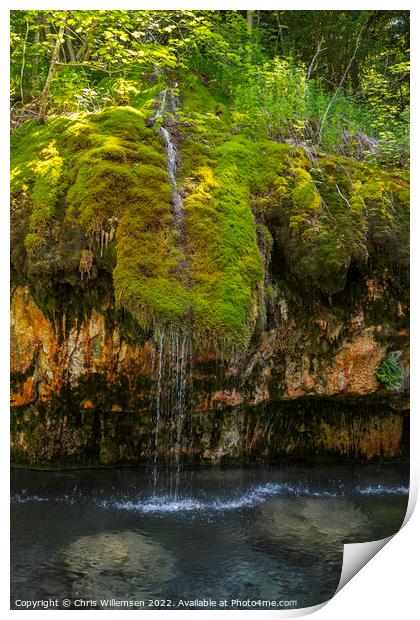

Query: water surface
[11,464,409,609]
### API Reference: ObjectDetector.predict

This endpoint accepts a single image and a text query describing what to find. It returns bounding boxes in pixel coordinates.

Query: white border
[2,2,417,618]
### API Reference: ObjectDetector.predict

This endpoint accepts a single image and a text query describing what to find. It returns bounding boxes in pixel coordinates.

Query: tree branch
[38,18,66,122]
[307,39,326,81]
[65,29,77,62]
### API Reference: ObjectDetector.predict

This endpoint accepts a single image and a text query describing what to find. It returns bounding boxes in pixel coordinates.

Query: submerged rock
[53,531,175,604]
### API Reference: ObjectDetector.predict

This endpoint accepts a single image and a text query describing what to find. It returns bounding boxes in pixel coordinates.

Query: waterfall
[149,328,193,497]
[153,328,165,462]
[153,84,184,219]
[147,82,194,496]
[173,332,188,465]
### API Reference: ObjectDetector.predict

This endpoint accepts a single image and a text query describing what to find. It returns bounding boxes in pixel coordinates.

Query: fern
[376,356,404,390]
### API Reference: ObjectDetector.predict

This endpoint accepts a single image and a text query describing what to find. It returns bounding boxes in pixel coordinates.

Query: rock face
[11,272,409,466]
[10,97,409,467]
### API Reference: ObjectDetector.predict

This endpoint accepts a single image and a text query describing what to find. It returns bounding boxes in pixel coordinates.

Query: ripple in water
[10,466,410,608]
[105,484,408,515]
[9,482,407,514]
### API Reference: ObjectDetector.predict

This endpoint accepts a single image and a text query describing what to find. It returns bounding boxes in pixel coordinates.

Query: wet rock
[10,282,409,465]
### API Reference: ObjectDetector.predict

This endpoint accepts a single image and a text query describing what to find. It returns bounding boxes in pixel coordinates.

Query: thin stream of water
[148,83,194,498]
[149,328,193,498]
[153,84,183,218]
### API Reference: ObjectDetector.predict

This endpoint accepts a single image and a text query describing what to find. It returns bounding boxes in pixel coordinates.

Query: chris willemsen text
[14,598,299,609]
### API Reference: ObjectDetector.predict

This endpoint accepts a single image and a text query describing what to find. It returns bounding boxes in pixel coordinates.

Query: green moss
[10,76,409,353]
[182,135,264,350]
[11,107,190,328]
[252,146,409,296]
[178,71,231,135]
[291,167,322,214]
[11,101,264,351]
[11,118,74,255]
[69,161,137,231]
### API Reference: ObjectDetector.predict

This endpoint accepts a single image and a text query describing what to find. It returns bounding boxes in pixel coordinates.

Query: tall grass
[231,55,408,166]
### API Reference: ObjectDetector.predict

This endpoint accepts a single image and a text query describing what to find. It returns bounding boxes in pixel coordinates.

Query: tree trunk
[246,10,254,29]
[65,29,76,62]
[75,38,87,61]
[38,20,66,122]
[20,20,29,102]
[83,43,91,62]
[31,14,43,88]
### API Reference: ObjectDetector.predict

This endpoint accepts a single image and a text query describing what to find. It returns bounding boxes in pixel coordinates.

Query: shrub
[376,355,404,390]
[233,57,307,140]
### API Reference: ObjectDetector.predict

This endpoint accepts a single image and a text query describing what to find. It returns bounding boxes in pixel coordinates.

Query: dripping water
[147,81,193,497]
[170,332,189,498]
[150,328,165,489]
[149,328,193,499]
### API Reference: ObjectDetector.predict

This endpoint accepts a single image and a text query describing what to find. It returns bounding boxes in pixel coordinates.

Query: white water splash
[11,481,409,512]
[356,484,409,496]
[95,482,409,516]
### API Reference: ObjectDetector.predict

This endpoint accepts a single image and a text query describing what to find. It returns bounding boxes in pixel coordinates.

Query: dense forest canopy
[11,9,409,165]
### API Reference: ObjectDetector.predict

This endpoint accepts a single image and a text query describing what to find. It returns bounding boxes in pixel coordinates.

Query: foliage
[376,356,404,390]
[259,10,409,95]
[10,9,409,166]
[361,57,410,167]
[305,81,375,151]
[233,57,307,140]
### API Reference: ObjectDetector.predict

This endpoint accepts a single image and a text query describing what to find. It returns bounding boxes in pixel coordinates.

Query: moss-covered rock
[10,100,265,352]
[182,135,264,350]
[252,144,409,296]
[10,75,409,354]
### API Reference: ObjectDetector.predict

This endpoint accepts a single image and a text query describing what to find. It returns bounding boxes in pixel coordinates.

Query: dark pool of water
[11,463,409,610]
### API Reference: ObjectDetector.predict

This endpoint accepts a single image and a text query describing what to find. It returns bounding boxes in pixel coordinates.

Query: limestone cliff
[11,266,409,465]
[10,78,409,466]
